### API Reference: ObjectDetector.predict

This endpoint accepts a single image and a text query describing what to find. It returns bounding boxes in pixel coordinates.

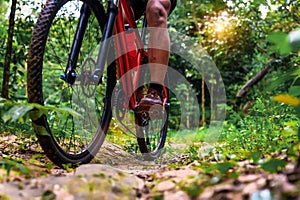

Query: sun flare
[204,10,236,39]
[215,22,226,33]
[214,11,232,34]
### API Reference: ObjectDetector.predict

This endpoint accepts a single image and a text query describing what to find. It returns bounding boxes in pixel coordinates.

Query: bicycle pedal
[148,105,163,120]
[134,106,147,115]
[134,105,163,120]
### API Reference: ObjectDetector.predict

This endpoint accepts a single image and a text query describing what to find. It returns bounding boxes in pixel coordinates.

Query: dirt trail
[0,135,300,199]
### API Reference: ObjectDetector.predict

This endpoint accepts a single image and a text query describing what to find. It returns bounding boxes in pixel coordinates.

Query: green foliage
[268,32,292,55]
[0,97,82,123]
[0,0,42,98]
[0,97,85,138]
[41,190,55,200]
[214,161,235,174]
[220,97,298,154]
[251,151,262,165]
[170,93,299,174]
[168,0,300,109]
[179,181,203,198]
[0,0,298,179]
[0,159,30,176]
[261,159,286,173]
[2,105,33,123]
[178,174,213,198]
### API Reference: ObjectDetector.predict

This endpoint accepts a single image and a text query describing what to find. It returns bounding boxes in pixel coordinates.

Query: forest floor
[0,133,300,200]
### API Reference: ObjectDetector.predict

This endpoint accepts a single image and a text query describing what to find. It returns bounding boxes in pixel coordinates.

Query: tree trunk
[1,0,17,98]
[201,77,205,125]
[236,64,270,98]
[236,57,289,98]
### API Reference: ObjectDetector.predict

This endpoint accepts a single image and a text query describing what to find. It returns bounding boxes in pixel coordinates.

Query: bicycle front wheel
[27,0,115,167]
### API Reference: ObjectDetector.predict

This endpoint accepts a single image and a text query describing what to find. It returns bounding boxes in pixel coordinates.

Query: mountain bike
[27,0,169,167]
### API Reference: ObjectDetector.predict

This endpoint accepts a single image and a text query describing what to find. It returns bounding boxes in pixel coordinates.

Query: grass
[0,94,299,178]
[104,96,300,172]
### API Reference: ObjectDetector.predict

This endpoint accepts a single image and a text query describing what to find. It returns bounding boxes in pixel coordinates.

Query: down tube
[115,10,136,109]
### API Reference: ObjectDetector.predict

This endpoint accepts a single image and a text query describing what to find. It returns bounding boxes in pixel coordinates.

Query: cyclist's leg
[130,0,176,83]
[133,0,176,159]
[146,0,171,86]
[129,0,176,111]
[137,0,175,112]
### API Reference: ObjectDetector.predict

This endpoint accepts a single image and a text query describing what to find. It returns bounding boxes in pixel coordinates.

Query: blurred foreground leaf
[273,94,300,107]
[261,159,286,173]
[268,32,292,55]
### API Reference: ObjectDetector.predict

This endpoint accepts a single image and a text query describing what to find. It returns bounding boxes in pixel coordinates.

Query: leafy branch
[0,97,82,123]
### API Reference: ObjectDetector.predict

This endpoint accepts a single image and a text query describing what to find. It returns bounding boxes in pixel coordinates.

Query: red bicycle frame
[113,0,168,110]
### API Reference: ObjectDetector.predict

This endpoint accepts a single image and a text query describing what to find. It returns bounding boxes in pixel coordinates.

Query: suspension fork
[92,0,119,80]
[61,1,119,85]
[61,3,91,85]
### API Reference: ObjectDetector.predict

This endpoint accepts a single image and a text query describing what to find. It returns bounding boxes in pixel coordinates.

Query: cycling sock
[149,82,163,96]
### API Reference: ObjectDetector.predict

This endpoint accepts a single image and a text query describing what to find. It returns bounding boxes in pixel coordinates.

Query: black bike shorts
[130,0,177,20]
